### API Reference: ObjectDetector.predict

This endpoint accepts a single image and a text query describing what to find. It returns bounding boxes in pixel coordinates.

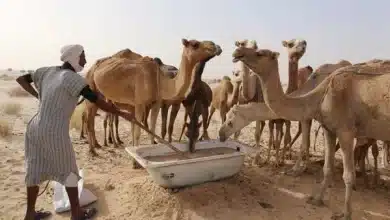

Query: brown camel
[84,39,222,156]
[231,46,390,220]
[208,75,242,126]
[178,80,213,142]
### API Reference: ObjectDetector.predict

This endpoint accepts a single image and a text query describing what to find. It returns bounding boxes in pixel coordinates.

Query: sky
[1,0,390,83]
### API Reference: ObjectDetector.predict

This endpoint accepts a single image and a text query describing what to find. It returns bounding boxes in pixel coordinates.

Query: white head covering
[60,44,84,72]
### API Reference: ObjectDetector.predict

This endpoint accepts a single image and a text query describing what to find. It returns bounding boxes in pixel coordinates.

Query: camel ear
[282,40,289,47]
[272,52,280,59]
[235,41,240,47]
[252,40,258,49]
[182,39,190,47]
[306,65,313,72]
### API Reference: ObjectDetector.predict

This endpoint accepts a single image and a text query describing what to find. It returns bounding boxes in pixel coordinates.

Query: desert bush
[7,86,31,97]
[0,118,12,138]
[1,102,22,115]
[70,102,85,130]
[0,74,15,81]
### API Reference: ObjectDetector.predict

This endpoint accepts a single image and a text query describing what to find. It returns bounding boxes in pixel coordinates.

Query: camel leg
[307,128,337,207]
[265,121,274,164]
[168,103,180,143]
[133,105,144,146]
[201,104,210,140]
[108,114,119,148]
[179,111,188,142]
[220,106,227,124]
[355,143,369,188]
[103,113,109,146]
[114,114,123,144]
[287,119,311,176]
[160,103,169,140]
[80,111,86,140]
[335,131,355,220]
[274,121,284,167]
[207,106,216,129]
[149,101,161,145]
[254,121,265,148]
[233,130,240,140]
[371,141,379,186]
[383,141,390,169]
[86,102,101,156]
[282,120,292,161]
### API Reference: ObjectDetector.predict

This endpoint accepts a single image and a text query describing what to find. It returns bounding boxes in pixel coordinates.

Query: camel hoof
[95,143,102,149]
[330,212,350,220]
[306,196,324,207]
[89,150,98,157]
[285,167,306,177]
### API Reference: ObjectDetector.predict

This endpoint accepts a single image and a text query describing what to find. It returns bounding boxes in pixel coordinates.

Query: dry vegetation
[70,102,84,130]
[1,101,22,115]
[7,86,31,97]
[0,118,12,138]
[0,74,15,81]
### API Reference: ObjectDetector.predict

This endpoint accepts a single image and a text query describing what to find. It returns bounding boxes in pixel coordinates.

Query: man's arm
[79,86,134,121]
[15,74,38,99]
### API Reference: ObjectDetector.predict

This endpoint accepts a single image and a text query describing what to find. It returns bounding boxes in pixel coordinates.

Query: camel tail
[312,124,323,152]
[290,121,302,147]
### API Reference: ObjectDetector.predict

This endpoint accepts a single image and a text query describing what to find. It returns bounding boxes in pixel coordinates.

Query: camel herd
[75,38,390,220]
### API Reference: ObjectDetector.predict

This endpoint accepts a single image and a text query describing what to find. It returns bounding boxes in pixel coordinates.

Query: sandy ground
[1,76,390,220]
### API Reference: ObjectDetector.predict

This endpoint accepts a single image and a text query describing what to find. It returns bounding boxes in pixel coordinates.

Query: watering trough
[125,139,254,188]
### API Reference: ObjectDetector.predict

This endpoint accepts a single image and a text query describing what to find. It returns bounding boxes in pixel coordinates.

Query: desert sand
[1,74,390,220]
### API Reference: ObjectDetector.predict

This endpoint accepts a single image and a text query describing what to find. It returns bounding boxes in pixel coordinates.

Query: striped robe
[24,66,87,186]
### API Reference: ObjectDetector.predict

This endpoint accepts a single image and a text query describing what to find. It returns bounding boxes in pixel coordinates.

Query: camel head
[234,39,258,49]
[305,60,352,90]
[181,39,222,63]
[282,39,307,62]
[298,65,313,76]
[232,47,280,78]
[154,57,179,79]
[184,121,203,141]
[219,105,249,142]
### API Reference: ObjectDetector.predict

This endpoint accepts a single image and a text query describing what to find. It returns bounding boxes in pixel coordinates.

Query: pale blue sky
[1,0,389,83]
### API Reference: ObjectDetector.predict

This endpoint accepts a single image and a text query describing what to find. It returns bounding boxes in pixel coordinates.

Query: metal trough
[125,140,254,188]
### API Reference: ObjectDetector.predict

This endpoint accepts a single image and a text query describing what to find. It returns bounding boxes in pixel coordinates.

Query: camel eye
[227,121,233,127]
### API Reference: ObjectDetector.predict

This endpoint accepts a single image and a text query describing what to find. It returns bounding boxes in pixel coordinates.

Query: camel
[230,46,390,220]
[207,74,242,126]
[265,39,307,167]
[85,39,222,156]
[230,40,266,149]
[178,80,213,142]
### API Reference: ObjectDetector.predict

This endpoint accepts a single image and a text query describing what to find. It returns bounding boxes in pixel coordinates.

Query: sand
[144,147,238,162]
[1,75,390,220]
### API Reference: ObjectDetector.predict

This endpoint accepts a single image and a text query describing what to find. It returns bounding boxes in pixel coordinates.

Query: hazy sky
[1,0,389,83]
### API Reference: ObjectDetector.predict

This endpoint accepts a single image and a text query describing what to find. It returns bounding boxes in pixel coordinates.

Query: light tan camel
[207,75,242,125]
[231,40,266,148]
[231,46,390,220]
[85,39,222,156]
[288,60,353,175]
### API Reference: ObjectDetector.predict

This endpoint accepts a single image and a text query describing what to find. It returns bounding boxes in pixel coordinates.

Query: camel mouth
[232,56,244,63]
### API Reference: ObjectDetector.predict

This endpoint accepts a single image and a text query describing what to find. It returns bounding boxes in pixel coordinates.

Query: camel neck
[258,62,326,121]
[285,59,299,94]
[160,55,196,100]
[240,61,255,100]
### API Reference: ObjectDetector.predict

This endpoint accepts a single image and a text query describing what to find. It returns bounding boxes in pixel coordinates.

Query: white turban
[60,44,84,72]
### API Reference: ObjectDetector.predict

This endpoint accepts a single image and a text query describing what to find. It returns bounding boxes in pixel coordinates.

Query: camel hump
[341,59,390,75]
[112,48,142,60]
